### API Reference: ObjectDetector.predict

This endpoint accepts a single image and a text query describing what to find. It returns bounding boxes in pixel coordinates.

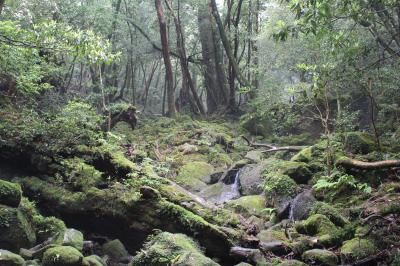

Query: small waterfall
[217,168,242,203]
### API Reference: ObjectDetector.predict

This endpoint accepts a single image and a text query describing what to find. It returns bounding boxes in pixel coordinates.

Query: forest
[0,0,400,265]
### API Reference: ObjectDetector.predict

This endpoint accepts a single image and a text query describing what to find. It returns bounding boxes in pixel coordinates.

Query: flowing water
[215,168,242,204]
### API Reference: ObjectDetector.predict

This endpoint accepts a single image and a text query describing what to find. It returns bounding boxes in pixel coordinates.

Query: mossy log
[336,157,400,170]
[241,136,307,153]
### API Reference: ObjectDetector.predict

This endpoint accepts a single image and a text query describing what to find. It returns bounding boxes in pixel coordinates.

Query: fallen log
[241,136,307,153]
[336,157,400,170]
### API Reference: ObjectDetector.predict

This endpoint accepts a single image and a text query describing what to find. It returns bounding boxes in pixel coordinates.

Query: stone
[239,163,267,196]
[310,202,348,227]
[63,229,84,251]
[244,150,264,163]
[295,214,339,247]
[344,132,376,154]
[82,255,107,266]
[226,195,266,217]
[289,190,316,221]
[173,162,215,192]
[259,241,290,255]
[102,239,128,259]
[278,260,307,266]
[291,147,313,163]
[0,180,22,208]
[340,238,377,262]
[0,249,25,266]
[303,249,338,265]
[230,246,268,266]
[0,205,36,252]
[42,246,83,266]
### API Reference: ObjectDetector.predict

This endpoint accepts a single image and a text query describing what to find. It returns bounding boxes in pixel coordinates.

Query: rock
[340,238,377,263]
[259,241,290,255]
[302,249,338,266]
[173,162,215,192]
[291,147,313,163]
[25,259,40,266]
[139,186,160,199]
[0,205,36,252]
[178,143,199,155]
[257,229,289,245]
[235,263,252,266]
[289,190,316,221]
[82,255,106,266]
[102,239,128,259]
[244,150,264,163]
[278,260,307,266]
[131,232,219,266]
[0,249,25,266]
[42,246,84,266]
[63,229,84,251]
[295,214,339,247]
[226,195,266,217]
[310,202,348,227]
[0,180,22,207]
[292,237,315,256]
[263,159,313,184]
[344,132,376,154]
[33,215,66,244]
[239,163,267,196]
[229,246,268,266]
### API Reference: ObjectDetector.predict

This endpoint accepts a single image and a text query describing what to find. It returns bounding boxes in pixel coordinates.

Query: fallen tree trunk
[241,136,307,152]
[336,157,400,170]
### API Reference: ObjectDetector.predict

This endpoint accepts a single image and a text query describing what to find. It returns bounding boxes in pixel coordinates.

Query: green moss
[226,195,266,217]
[0,179,22,207]
[263,159,312,184]
[101,239,128,258]
[278,260,307,266]
[0,205,36,252]
[82,255,106,266]
[302,249,338,266]
[62,229,84,251]
[344,132,376,154]
[295,214,339,247]
[291,147,313,163]
[0,249,25,265]
[340,238,377,262]
[264,173,296,207]
[33,215,66,244]
[173,162,215,192]
[42,246,83,266]
[60,158,103,190]
[310,202,348,226]
[131,232,219,266]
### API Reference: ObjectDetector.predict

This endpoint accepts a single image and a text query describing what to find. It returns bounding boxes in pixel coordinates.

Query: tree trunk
[155,0,176,117]
[337,158,400,170]
[0,0,5,15]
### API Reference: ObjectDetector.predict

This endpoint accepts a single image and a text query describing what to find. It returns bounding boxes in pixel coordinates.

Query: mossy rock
[291,147,313,163]
[240,113,273,137]
[264,172,296,218]
[340,238,377,262]
[62,229,84,251]
[257,229,289,245]
[344,132,376,154]
[226,195,266,217]
[33,215,66,244]
[0,180,22,208]
[0,249,25,266]
[264,159,312,184]
[310,202,348,227]
[0,205,36,252]
[131,232,219,266]
[295,214,338,247]
[278,260,307,266]
[302,249,338,266]
[173,162,215,192]
[239,162,267,196]
[101,239,128,259]
[42,246,83,266]
[82,255,106,266]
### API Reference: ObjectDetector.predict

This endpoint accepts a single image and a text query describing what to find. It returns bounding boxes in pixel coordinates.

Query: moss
[310,202,348,227]
[380,203,400,216]
[278,260,307,266]
[131,232,219,266]
[0,249,25,266]
[33,215,66,244]
[60,158,103,190]
[0,205,36,252]
[263,172,296,207]
[42,246,83,266]
[379,182,400,194]
[344,132,376,154]
[226,195,266,217]
[291,147,313,163]
[82,255,106,266]
[173,162,215,192]
[302,249,338,266]
[62,229,84,251]
[263,159,312,184]
[101,239,128,258]
[295,214,339,247]
[340,238,377,262]
[0,179,22,208]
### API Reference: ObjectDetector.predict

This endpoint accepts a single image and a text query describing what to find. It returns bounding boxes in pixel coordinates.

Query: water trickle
[216,168,242,204]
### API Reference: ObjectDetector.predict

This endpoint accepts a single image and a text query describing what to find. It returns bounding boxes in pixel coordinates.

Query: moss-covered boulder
[344,132,376,154]
[0,180,22,208]
[264,159,312,184]
[0,205,36,252]
[239,163,267,196]
[131,232,219,266]
[173,162,215,192]
[42,246,83,266]
[291,147,313,163]
[62,229,84,251]
[0,249,25,266]
[289,190,316,221]
[82,255,106,266]
[278,260,307,266]
[310,202,348,227]
[102,239,128,259]
[302,249,338,266]
[226,195,266,217]
[340,238,377,262]
[295,214,339,247]
[33,215,66,244]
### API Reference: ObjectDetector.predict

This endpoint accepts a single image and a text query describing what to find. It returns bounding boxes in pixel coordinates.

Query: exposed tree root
[336,157,400,170]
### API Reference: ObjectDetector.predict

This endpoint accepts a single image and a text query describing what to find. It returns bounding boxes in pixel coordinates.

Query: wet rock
[239,163,267,196]
[289,190,316,221]
[131,232,219,266]
[63,229,84,251]
[82,255,107,266]
[42,246,84,266]
[226,195,266,217]
[302,249,338,266]
[0,249,25,266]
[295,214,339,247]
[0,205,36,252]
[278,260,307,266]
[340,238,377,263]
[102,239,128,259]
[0,179,22,207]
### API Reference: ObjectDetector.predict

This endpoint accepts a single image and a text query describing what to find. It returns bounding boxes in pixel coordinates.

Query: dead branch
[241,136,306,153]
[337,157,400,170]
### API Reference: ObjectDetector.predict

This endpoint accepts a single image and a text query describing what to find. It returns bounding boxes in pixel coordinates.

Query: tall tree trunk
[155,0,176,117]
[0,0,5,15]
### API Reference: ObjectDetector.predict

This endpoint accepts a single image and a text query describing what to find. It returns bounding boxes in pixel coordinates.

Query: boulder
[278,260,307,266]
[33,215,66,244]
[289,190,316,221]
[310,202,348,227]
[244,150,264,163]
[295,214,339,247]
[344,132,376,154]
[302,249,338,266]
[0,249,25,266]
[226,195,266,217]
[173,162,215,192]
[229,246,268,266]
[291,147,313,163]
[263,159,313,184]
[239,163,266,196]
[340,238,377,263]
[63,229,84,251]
[102,239,128,259]
[131,232,219,266]
[42,246,84,266]
[82,255,106,266]
[0,180,22,207]
[0,205,36,252]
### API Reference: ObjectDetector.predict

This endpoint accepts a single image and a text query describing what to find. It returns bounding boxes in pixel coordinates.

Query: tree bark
[155,0,176,117]
[337,158,400,170]
[0,0,5,15]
